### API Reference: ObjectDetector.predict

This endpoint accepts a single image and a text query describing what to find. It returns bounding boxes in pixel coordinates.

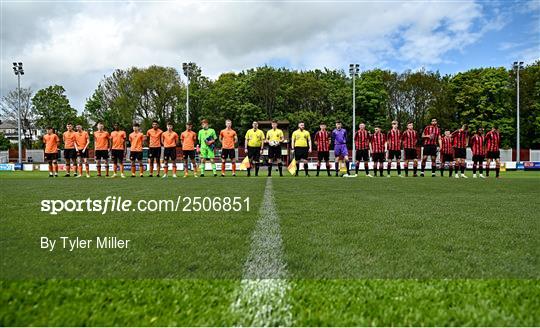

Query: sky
[1,0,539,111]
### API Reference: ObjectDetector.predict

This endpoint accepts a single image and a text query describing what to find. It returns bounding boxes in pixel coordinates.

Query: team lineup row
[40,118,503,179]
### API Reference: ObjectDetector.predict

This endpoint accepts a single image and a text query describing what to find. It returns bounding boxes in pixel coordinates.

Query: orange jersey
[146,128,163,148]
[43,134,60,153]
[129,132,144,152]
[62,131,76,149]
[94,130,110,150]
[181,130,197,150]
[74,131,89,149]
[220,129,237,149]
[162,131,179,148]
[110,130,127,150]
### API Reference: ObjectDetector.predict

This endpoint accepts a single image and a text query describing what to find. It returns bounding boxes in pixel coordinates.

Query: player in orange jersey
[219,119,238,177]
[43,127,60,177]
[110,123,127,178]
[74,124,90,178]
[129,123,145,177]
[146,120,163,177]
[161,122,179,178]
[62,123,77,177]
[94,122,110,177]
[180,122,198,177]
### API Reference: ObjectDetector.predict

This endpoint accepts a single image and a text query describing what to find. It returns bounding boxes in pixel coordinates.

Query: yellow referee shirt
[266,129,284,143]
[245,128,265,147]
[292,129,310,147]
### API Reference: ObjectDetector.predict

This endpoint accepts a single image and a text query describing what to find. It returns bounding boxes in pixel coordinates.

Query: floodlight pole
[349,64,359,167]
[13,62,23,164]
[513,61,523,163]
[185,68,190,123]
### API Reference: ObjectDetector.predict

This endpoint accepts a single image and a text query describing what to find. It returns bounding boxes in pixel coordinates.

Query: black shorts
[442,153,454,162]
[487,151,500,159]
[148,147,161,159]
[95,150,109,160]
[404,148,417,160]
[130,151,143,161]
[221,148,236,160]
[63,149,77,160]
[388,150,401,160]
[372,152,385,162]
[294,147,309,160]
[454,147,466,159]
[268,146,281,160]
[183,150,196,160]
[111,149,124,162]
[77,149,89,159]
[473,155,485,162]
[318,151,330,161]
[355,149,369,161]
[247,146,261,162]
[423,145,437,156]
[164,147,177,161]
[45,153,58,161]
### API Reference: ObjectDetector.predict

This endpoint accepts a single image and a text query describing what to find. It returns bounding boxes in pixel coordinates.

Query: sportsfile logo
[40,196,250,215]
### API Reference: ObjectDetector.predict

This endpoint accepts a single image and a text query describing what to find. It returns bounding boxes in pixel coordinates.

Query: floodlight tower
[512,61,524,163]
[349,64,359,167]
[12,62,24,164]
[182,62,196,123]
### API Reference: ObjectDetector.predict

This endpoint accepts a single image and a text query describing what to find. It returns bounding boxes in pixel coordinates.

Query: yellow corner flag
[240,156,251,170]
[288,158,297,175]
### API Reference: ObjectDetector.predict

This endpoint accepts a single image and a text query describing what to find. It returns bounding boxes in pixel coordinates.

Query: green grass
[1,171,539,325]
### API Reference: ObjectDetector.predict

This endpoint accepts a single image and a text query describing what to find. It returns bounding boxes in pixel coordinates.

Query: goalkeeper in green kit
[197,119,218,177]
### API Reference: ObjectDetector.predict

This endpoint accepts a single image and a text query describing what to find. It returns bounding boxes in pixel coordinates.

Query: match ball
[269,140,280,147]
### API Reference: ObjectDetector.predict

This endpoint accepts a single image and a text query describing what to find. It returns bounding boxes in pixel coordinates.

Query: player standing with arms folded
[146,120,163,177]
[386,120,402,177]
[439,129,455,177]
[129,123,145,177]
[291,121,312,177]
[485,126,501,178]
[370,126,386,177]
[62,123,77,177]
[452,124,469,178]
[244,121,265,177]
[354,123,372,177]
[43,127,60,177]
[402,122,418,177]
[74,124,90,178]
[470,127,485,178]
[181,122,198,177]
[421,118,440,177]
[94,122,110,177]
[162,122,179,178]
[198,119,218,177]
[265,120,284,177]
[332,121,350,177]
[314,122,331,177]
[110,123,127,178]
[219,119,238,177]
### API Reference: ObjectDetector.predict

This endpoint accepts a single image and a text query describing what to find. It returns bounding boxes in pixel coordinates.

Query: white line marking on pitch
[231,178,293,327]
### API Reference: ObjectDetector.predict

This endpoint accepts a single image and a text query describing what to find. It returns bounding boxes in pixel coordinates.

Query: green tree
[0,132,11,150]
[32,85,78,133]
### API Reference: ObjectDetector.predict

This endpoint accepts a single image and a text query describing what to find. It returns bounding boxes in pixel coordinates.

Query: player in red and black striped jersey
[439,129,454,177]
[370,127,386,177]
[421,118,440,177]
[386,121,402,177]
[401,122,418,177]
[354,123,372,177]
[485,126,501,178]
[314,123,331,176]
[451,124,469,178]
[470,127,485,178]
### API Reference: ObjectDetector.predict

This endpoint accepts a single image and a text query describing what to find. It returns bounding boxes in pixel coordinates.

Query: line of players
[41,117,502,178]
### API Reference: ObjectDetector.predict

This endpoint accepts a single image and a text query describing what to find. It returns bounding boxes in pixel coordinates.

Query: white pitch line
[231,178,293,327]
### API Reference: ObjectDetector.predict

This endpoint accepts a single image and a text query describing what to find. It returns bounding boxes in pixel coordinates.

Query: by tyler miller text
[41,236,130,251]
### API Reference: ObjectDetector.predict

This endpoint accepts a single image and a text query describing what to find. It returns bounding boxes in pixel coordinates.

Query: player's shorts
[200,147,215,159]
[454,147,466,159]
[334,144,348,158]
[404,148,417,160]
[247,146,261,162]
[318,151,330,161]
[372,152,385,162]
[164,147,177,161]
[148,147,161,159]
[472,155,485,162]
[442,153,454,162]
[294,147,309,160]
[95,150,109,160]
[221,148,236,160]
[77,149,89,159]
[45,152,58,161]
[130,151,143,161]
[487,151,500,159]
[388,150,401,160]
[63,148,77,160]
[355,149,369,161]
[183,150,196,160]
[111,149,124,163]
[423,145,437,156]
[268,146,281,160]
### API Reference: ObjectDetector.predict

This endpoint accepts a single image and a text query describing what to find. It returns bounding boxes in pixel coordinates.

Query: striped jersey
[354,129,370,149]
[314,130,330,152]
[440,136,453,154]
[370,132,386,153]
[387,129,401,151]
[470,134,485,156]
[452,129,468,148]
[423,125,440,146]
[401,129,417,149]
[485,130,500,152]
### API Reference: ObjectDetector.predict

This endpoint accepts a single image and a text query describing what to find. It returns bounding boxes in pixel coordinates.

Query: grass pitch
[1,171,539,326]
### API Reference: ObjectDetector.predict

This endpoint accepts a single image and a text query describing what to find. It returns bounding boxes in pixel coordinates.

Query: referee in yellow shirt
[291,121,312,176]
[266,119,284,177]
[244,121,265,177]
